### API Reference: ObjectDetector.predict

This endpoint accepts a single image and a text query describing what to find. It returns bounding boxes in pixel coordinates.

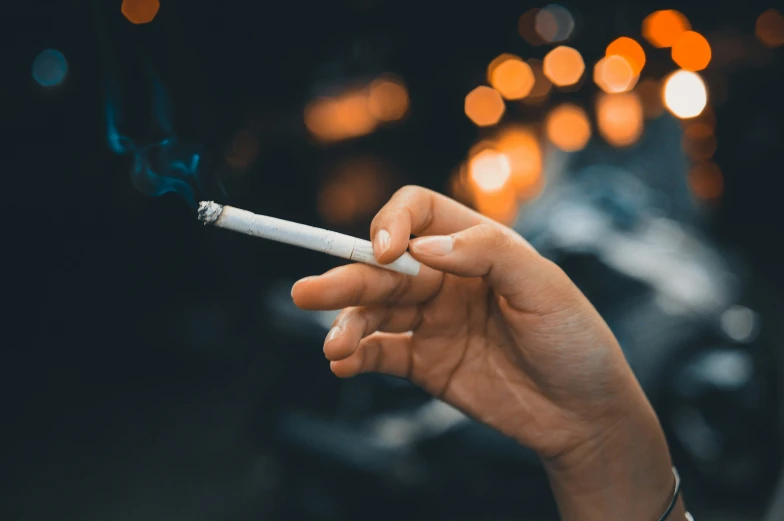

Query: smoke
[105,78,203,207]
[95,1,222,208]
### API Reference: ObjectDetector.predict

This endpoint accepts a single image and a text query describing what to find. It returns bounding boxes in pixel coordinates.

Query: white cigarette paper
[198,201,421,277]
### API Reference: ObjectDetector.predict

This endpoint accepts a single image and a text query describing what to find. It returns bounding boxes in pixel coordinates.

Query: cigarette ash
[198,201,223,224]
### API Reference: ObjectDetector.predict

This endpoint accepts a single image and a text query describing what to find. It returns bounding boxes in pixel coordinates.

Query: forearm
[540,386,686,521]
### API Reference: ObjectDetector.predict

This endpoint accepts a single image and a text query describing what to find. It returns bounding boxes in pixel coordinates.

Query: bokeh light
[682,132,717,160]
[543,46,585,87]
[469,149,511,192]
[689,162,724,200]
[523,59,553,103]
[464,86,506,127]
[317,157,393,225]
[368,76,409,122]
[466,149,518,224]
[636,78,665,119]
[487,54,516,83]
[596,92,644,147]
[304,90,378,143]
[535,4,575,44]
[518,9,546,46]
[496,125,543,198]
[304,75,409,143]
[756,9,784,48]
[121,0,161,25]
[663,70,707,119]
[642,10,691,48]
[672,31,712,71]
[545,103,591,152]
[683,120,714,140]
[593,55,638,94]
[31,49,68,88]
[689,105,716,131]
[489,56,535,100]
[682,112,717,160]
[606,37,646,75]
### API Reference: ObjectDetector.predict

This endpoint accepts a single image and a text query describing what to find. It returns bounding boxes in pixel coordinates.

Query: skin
[292,186,686,520]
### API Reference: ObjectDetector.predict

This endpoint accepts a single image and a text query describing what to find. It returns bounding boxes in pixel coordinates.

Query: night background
[4,0,784,519]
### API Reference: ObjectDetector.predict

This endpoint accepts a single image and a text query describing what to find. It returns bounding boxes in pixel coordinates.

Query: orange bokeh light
[681,119,717,160]
[469,149,511,192]
[466,149,519,224]
[496,125,543,198]
[474,187,518,224]
[689,162,723,200]
[317,157,392,226]
[490,56,535,100]
[545,103,591,152]
[465,86,506,127]
[635,78,664,119]
[683,120,714,140]
[672,31,712,71]
[543,46,585,87]
[606,37,646,75]
[518,9,546,46]
[524,59,553,103]
[304,75,409,143]
[596,93,644,147]
[368,76,409,122]
[487,53,515,83]
[593,55,638,94]
[642,10,691,48]
[121,0,160,25]
[756,9,784,48]
[304,90,377,143]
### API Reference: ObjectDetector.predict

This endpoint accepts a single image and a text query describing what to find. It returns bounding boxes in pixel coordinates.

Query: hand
[292,186,683,520]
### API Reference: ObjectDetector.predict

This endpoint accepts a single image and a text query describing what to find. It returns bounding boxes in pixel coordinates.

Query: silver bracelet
[658,467,682,521]
[685,513,694,520]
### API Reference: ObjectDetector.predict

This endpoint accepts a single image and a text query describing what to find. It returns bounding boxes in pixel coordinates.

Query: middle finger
[291,262,444,310]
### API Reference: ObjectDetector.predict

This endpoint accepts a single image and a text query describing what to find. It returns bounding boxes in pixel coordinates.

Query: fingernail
[410,236,453,256]
[374,229,391,257]
[324,326,341,346]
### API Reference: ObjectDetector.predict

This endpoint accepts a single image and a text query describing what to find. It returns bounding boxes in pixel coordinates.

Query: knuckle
[386,274,411,304]
[341,306,361,322]
[474,223,515,251]
[396,185,427,200]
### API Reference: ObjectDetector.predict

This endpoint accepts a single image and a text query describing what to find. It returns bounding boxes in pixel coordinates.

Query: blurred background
[4,0,784,519]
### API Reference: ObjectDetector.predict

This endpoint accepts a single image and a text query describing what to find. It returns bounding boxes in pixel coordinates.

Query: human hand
[292,186,683,520]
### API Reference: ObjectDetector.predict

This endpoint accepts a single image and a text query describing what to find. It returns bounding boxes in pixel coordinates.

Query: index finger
[370,186,496,264]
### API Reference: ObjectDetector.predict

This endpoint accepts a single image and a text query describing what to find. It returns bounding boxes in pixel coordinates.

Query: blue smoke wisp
[104,76,203,207]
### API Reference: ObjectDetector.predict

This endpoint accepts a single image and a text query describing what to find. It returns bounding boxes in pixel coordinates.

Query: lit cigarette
[198,201,421,276]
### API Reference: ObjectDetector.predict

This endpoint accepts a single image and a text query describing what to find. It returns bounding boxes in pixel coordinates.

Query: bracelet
[658,467,682,521]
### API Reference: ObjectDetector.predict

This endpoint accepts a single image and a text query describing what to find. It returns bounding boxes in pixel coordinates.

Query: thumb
[408,224,573,313]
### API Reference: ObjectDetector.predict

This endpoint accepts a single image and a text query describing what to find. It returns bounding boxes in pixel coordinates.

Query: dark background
[3,1,784,520]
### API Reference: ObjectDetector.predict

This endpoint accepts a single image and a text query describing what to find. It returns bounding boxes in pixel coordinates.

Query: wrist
[539,387,678,521]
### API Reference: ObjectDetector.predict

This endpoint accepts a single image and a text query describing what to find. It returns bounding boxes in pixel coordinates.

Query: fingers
[370,185,494,265]
[329,332,414,379]
[408,223,573,313]
[291,262,443,310]
[323,306,422,361]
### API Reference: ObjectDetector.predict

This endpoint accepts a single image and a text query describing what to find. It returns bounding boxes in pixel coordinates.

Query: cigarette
[198,201,421,277]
